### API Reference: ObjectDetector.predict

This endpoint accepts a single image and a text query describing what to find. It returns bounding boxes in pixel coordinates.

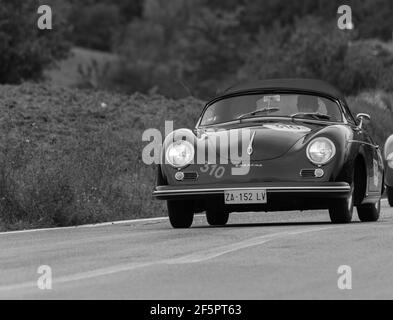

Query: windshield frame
[196,90,347,129]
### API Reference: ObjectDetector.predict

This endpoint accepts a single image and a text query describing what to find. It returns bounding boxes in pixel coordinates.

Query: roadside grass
[0,84,202,231]
[0,83,392,231]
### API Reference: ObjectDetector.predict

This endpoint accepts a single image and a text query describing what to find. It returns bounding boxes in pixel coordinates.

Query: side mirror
[356,113,371,129]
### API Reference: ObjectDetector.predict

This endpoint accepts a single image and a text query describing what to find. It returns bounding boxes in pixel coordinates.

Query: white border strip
[0,216,169,236]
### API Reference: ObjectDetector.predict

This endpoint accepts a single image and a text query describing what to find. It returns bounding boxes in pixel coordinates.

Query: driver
[297,95,319,113]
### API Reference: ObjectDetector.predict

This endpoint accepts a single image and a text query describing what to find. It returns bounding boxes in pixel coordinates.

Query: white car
[384,135,393,206]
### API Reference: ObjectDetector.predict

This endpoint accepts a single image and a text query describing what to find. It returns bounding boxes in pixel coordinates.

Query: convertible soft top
[220,78,345,101]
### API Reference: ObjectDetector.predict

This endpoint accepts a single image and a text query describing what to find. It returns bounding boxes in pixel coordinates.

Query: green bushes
[342,40,393,93]
[0,0,70,84]
[67,0,143,51]
[239,17,393,96]
[69,3,121,51]
[110,2,393,99]
[3,0,392,99]
[347,91,393,147]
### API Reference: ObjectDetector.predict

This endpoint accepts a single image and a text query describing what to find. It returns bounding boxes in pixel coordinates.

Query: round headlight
[165,140,194,168]
[387,152,393,169]
[306,138,336,165]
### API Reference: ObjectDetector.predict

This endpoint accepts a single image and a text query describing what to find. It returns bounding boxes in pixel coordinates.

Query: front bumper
[153,182,351,200]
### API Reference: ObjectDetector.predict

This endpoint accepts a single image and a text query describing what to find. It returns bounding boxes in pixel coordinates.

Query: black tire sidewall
[387,186,393,207]
[206,210,229,226]
[357,200,381,222]
[329,186,354,224]
[167,200,194,228]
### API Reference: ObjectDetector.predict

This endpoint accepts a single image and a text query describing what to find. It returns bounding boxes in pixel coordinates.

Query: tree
[67,0,143,51]
[69,2,120,51]
[239,16,393,95]
[0,0,70,84]
[180,5,249,97]
[108,0,393,98]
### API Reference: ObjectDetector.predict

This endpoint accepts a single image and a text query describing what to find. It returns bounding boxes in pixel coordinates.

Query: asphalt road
[1,200,392,300]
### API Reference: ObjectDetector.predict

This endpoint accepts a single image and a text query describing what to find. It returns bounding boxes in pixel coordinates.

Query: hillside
[0,84,392,231]
[44,47,118,88]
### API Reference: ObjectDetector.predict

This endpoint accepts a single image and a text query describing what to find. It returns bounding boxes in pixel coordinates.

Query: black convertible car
[153,79,384,228]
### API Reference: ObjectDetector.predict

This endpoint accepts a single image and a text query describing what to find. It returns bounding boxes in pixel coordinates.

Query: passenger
[297,95,319,113]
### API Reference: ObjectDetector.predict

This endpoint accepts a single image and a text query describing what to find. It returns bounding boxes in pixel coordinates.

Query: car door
[362,130,383,194]
[343,104,383,195]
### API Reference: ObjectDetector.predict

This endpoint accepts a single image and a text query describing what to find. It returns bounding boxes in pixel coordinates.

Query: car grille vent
[183,172,199,180]
[300,169,317,178]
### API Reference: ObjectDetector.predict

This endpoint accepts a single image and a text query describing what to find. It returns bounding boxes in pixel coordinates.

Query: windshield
[200,93,343,126]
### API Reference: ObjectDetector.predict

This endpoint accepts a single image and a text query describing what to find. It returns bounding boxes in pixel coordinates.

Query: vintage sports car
[384,134,393,206]
[153,79,384,228]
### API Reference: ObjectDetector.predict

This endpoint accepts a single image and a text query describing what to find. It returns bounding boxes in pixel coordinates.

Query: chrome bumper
[153,182,351,200]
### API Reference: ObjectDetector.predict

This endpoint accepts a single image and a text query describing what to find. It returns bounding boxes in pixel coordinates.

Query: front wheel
[357,200,381,222]
[329,187,354,224]
[206,210,229,226]
[387,186,393,207]
[167,200,194,229]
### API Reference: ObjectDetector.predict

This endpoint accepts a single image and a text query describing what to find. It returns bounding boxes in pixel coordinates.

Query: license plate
[224,189,267,204]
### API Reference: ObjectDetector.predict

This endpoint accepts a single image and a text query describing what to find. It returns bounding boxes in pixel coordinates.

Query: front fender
[384,134,393,186]
[288,124,356,183]
[161,128,197,182]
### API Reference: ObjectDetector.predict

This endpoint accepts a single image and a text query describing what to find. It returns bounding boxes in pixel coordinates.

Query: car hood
[202,121,323,161]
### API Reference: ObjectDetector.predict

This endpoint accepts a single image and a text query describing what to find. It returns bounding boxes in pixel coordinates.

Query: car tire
[328,186,354,224]
[206,210,229,226]
[167,200,194,229]
[387,186,393,207]
[357,200,381,222]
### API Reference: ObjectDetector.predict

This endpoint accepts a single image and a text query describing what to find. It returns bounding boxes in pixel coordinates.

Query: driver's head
[297,95,319,113]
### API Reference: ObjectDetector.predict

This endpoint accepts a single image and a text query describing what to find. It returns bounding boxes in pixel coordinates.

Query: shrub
[0,0,70,84]
[347,91,393,148]
[239,17,393,96]
[340,40,393,94]
[240,17,350,84]
[69,3,121,51]
[87,1,393,99]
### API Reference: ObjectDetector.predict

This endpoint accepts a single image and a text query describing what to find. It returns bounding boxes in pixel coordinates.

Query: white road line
[0,216,169,236]
[167,226,335,264]
[0,212,234,236]
[0,198,389,236]
[0,226,336,293]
